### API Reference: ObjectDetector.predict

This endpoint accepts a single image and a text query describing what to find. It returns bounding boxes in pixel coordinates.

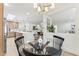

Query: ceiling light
[37,7,41,12]
[45,7,48,12]
[26,12,30,15]
[72,8,76,11]
[33,3,55,13]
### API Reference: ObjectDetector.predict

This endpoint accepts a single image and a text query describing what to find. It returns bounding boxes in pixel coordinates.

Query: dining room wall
[23,32,34,43]
[42,7,79,55]
[56,22,75,33]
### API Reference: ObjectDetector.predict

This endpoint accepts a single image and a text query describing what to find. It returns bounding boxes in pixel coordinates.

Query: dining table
[19,41,50,56]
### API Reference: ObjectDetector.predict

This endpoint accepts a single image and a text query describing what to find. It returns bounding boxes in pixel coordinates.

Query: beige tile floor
[5,37,76,56]
[6,37,18,56]
[61,51,77,56]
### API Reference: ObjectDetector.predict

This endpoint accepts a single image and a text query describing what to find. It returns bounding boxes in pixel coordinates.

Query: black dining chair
[15,36,24,56]
[43,41,50,49]
[46,35,64,56]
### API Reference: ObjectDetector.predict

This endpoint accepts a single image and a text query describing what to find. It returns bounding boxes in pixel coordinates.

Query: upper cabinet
[7,21,18,30]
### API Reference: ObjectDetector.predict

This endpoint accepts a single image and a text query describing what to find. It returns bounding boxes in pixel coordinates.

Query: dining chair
[15,36,24,56]
[46,35,64,56]
[43,41,50,49]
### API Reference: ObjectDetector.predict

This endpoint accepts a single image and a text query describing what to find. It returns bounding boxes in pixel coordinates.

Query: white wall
[43,11,79,55]
[56,22,75,33]
[74,6,79,55]
[23,32,34,44]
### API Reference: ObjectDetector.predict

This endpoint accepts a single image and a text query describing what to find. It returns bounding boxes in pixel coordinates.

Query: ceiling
[4,3,78,24]
[4,3,43,24]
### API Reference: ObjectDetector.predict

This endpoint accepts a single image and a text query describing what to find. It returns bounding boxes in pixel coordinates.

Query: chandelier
[34,3,55,13]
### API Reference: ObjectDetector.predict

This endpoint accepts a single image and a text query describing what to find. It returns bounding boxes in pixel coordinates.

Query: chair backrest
[15,36,24,56]
[43,41,50,49]
[53,35,64,50]
[28,42,36,49]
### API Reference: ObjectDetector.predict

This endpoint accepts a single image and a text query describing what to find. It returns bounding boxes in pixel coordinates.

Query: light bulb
[26,12,30,15]
[45,7,48,12]
[37,7,41,12]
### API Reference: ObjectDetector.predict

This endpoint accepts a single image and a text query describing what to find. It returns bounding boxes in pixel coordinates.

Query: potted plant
[47,24,55,32]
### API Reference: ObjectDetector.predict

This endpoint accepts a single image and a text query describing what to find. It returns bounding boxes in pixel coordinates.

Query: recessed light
[4,3,9,6]
[70,17,73,19]
[72,8,76,11]
[26,12,30,15]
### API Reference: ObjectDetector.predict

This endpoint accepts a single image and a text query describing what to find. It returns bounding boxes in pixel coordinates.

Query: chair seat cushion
[46,47,62,55]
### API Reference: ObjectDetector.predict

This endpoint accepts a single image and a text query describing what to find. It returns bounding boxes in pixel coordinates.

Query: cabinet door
[0,3,4,55]
[7,21,18,29]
